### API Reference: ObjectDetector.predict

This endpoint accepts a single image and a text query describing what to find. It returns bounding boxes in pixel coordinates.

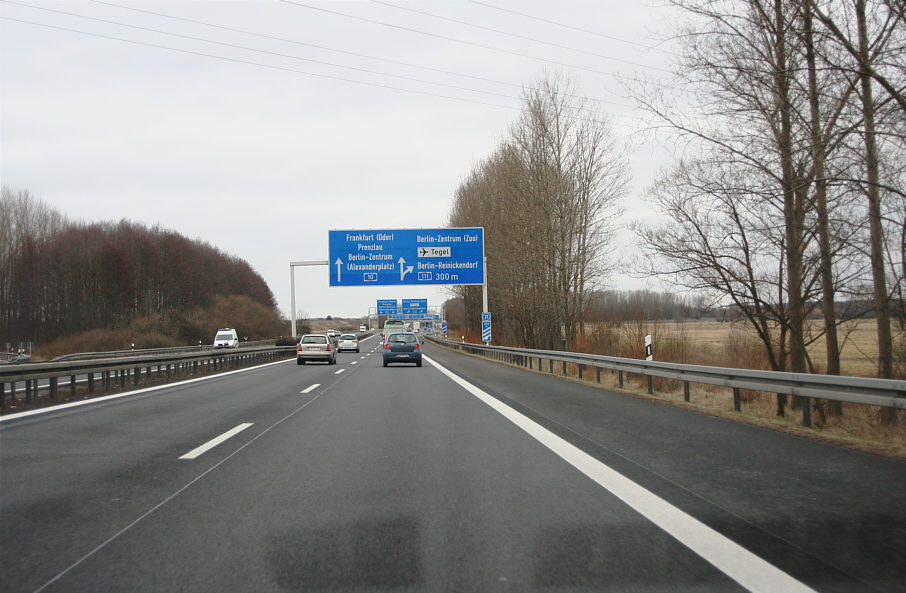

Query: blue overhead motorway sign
[328,228,484,287]
[377,299,398,314]
[402,299,428,314]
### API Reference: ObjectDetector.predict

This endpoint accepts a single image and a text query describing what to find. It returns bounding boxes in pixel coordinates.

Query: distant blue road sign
[402,298,428,314]
[329,228,484,286]
[481,312,492,343]
[377,299,398,314]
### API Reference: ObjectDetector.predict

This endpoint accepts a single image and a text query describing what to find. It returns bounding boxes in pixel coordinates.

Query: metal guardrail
[0,353,30,365]
[0,345,295,410]
[427,337,906,427]
[50,339,278,362]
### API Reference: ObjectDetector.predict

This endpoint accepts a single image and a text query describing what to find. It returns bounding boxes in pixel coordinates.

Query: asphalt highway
[1,336,903,592]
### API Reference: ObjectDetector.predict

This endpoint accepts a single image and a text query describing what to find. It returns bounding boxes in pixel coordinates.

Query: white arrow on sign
[398,257,414,282]
[334,258,343,282]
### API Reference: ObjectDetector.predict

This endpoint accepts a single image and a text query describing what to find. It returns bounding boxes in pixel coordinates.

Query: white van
[359,325,367,333]
[213,328,239,348]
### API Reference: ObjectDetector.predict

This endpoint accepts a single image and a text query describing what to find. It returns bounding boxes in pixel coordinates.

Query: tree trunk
[775,0,808,375]
[855,0,894,387]
[804,0,843,415]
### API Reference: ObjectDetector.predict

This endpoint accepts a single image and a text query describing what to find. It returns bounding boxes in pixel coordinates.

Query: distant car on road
[337,334,359,353]
[382,331,422,367]
[296,334,337,365]
[213,328,239,349]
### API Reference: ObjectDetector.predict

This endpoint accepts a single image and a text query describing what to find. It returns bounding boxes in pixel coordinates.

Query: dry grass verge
[439,337,906,461]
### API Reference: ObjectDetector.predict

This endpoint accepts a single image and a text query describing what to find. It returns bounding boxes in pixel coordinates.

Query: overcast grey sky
[1,0,677,319]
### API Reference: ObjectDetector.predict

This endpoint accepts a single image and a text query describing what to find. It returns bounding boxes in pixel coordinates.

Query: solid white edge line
[300,384,320,394]
[0,358,294,423]
[178,423,254,460]
[423,354,818,593]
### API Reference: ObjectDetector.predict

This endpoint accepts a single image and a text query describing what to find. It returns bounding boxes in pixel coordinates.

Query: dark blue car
[382,332,422,367]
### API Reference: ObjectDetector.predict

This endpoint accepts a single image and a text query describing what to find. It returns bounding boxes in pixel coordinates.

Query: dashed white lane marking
[300,384,320,394]
[334,369,345,375]
[179,423,254,460]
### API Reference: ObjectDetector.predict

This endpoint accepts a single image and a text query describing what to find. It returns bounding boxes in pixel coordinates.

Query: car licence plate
[396,353,409,358]
[307,347,320,351]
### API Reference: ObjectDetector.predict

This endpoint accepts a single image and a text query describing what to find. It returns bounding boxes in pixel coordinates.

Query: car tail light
[326,344,332,351]
[297,344,302,352]
[384,343,391,350]
[414,343,420,350]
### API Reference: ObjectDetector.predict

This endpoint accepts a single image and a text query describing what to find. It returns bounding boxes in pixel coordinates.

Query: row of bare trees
[448,73,630,348]
[1,187,278,344]
[631,0,905,389]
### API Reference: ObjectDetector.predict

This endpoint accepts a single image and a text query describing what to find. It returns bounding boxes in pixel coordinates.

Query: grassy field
[624,319,878,377]
[576,318,905,458]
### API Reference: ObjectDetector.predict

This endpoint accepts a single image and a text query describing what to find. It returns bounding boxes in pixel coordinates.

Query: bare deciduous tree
[449,72,628,348]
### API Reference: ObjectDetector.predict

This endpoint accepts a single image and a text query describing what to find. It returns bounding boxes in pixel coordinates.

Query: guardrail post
[578,364,583,380]
[562,361,567,375]
[70,375,77,398]
[30,379,37,403]
[647,375,653,394]
[596,367,601,383]
[618,370,624,387]
[49,377,57,400]
[133,367,140,385]
[733,387,741,412]
[802,397,811,427]
[0,382,5,408]
[684,381,690,402]
[120,369,126,389]
[88,372,94,394]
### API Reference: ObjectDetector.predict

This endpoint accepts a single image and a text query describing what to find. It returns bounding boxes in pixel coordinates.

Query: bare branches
[449,72,629,348]
[630,0,905,385]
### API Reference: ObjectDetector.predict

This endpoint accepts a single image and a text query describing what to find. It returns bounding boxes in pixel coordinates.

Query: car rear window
[389,334,416,343]
[301,335,326,344]
[340,334,356,340]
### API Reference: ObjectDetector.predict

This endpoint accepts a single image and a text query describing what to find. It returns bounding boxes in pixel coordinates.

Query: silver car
[337,334,359,353]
